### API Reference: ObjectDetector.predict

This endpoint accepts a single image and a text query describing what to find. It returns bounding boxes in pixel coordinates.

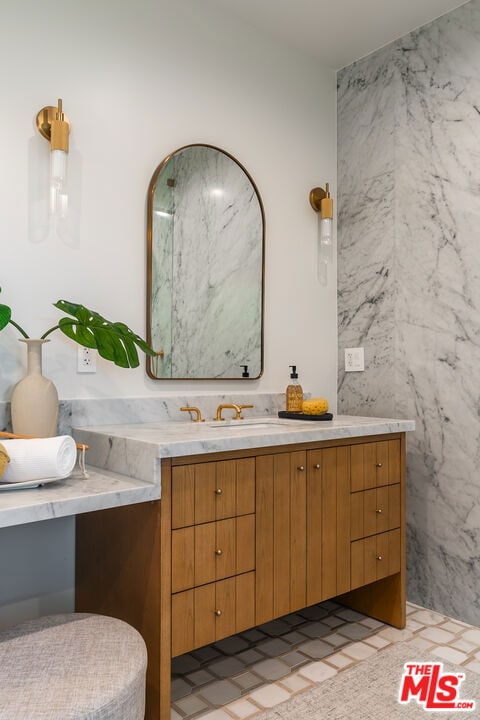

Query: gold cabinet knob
[215,549,223,556]
[297,466,305,472]
[214,609,222,617]
[376,462,383,468]
[376,555,383,561]
[314,463,320,470]
[376,509,383,514]
[215,488,223,495]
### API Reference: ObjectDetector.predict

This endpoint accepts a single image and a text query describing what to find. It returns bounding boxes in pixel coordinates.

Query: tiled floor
[171,601,480,720]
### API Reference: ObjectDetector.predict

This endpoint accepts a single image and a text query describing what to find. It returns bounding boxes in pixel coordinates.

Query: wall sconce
[36,99,71,220]
[309,183,333,286]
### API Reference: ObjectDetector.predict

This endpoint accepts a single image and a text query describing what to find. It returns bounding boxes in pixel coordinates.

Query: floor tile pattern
[171,601,480,720]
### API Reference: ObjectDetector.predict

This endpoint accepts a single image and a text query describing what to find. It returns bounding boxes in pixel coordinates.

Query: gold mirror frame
[146,144,265,380]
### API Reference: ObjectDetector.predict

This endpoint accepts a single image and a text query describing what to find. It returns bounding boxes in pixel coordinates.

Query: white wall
[0,0,337,403]
[0,1,337,625]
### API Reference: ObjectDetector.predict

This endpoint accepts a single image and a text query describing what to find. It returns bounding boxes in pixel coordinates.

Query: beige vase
[11,339,59,437]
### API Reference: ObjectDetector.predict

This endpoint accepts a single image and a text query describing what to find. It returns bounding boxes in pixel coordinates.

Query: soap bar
[0,443,10,477]
[302,398,329,415]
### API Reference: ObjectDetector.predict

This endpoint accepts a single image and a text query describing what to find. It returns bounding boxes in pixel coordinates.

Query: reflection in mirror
[147,145,264,379]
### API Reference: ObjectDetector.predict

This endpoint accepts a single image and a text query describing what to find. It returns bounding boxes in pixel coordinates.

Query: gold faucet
[214,403,242,421]
[180,406,205,422]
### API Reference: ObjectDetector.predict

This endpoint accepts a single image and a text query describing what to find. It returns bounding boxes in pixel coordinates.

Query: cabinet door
[256,447,350,624]
[256,452,305,623]
[350,440,401,492]
[306,446,350,605]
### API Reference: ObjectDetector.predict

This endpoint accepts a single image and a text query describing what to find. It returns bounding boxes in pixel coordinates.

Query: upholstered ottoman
[0,613,147,719]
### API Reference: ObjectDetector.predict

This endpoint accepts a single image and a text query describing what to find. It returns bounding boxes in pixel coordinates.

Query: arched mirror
[146,144,265,379]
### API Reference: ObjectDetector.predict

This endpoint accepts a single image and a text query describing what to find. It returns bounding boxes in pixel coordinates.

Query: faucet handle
[237,404,254,419]
[180,406,205,423]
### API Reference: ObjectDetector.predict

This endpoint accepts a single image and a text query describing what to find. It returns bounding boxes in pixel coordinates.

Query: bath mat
[255,642,480,720]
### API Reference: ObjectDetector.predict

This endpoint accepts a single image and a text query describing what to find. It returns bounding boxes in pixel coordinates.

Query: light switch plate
[345,347,364,372]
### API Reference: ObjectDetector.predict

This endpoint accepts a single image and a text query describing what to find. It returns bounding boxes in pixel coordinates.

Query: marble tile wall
[338,0,480,626]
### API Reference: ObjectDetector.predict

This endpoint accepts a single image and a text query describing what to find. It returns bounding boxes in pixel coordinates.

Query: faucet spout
[214,403,242,421]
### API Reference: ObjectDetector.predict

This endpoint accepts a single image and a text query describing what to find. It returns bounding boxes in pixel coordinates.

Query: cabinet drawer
[172,458,255,528]
[351,528,401,589]
[171,572,255,656]
[350,484,401,540]
[350,440,401,492]
[172,515,255,593]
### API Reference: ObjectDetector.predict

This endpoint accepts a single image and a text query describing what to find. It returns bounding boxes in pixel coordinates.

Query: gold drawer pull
[376,509,383,514]
[215,549,223,556]
[376,462,383,468]
[214,609,222,617]
[215,488,223,495]
[314,464,320,470]
[297,465,305,472]
[376,555,383,561]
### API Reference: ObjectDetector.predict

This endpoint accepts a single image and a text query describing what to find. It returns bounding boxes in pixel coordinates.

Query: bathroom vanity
[73,415,413,720]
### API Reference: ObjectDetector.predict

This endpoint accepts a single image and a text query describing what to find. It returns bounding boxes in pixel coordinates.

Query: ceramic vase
[11,339,59,437]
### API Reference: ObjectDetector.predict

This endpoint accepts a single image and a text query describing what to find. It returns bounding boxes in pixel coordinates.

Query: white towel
[0,435,77,483]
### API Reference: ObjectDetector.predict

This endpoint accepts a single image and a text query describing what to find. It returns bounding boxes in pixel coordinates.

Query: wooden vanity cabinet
[170,458,256,655]
[75,432,406,720]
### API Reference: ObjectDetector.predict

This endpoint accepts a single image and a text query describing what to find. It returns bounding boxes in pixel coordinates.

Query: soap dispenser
[286,366,303,413]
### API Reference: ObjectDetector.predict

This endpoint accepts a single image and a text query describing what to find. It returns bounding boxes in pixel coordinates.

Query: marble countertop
[0,467,159,529]
[74,414,415,460]
[0,414,414,529]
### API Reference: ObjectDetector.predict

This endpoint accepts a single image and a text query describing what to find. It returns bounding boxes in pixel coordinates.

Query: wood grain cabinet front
[351,528,401,589]
[255,445,351,625]
[171,572,255,657]
[171,515,255,593]
[350,439,401,491]
[350,484,401,540]
[172,458,255,528]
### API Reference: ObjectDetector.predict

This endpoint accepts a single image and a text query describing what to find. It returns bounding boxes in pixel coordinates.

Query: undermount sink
[205,419,293,430]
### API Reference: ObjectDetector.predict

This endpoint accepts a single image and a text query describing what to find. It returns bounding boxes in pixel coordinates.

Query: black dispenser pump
[241,365,250,378]
[289,365,299,379]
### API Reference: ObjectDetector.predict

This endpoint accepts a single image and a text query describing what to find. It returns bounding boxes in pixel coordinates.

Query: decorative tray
[278,411,333,421]
[0,476,67,491]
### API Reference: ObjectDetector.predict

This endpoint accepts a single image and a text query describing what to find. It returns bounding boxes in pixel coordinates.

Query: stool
[0,613,147,719]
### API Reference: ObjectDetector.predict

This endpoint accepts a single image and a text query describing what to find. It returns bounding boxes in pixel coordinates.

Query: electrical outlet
[77,346,97,373]
[345,347,364,372]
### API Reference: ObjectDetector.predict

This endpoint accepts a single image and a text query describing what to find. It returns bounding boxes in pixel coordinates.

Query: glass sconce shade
[50,149,68,218]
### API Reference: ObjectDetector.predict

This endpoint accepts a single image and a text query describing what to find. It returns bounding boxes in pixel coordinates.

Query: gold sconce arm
[309,182,333,218]
[36,99,71,150]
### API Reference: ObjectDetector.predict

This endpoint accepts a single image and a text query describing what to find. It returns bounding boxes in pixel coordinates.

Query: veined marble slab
[74,414,414,468]
[0,467,159,529]
[337,1,480,625]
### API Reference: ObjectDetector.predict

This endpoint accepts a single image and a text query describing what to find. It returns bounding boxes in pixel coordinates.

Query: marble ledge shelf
[0,467,159,529]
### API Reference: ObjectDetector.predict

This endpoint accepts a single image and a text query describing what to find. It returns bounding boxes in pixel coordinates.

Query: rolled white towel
[0,435,77,484]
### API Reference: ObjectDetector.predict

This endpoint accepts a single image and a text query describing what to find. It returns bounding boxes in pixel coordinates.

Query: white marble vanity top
[0,414,414,529]
[75,414,415,460]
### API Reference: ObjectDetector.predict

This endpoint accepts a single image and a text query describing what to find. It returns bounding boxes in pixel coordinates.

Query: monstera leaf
[0,288,11,332]
[54,300,155,369]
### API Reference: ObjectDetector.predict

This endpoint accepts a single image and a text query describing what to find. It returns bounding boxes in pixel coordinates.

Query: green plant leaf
[54,300,156,368]
[0,288,12,332]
